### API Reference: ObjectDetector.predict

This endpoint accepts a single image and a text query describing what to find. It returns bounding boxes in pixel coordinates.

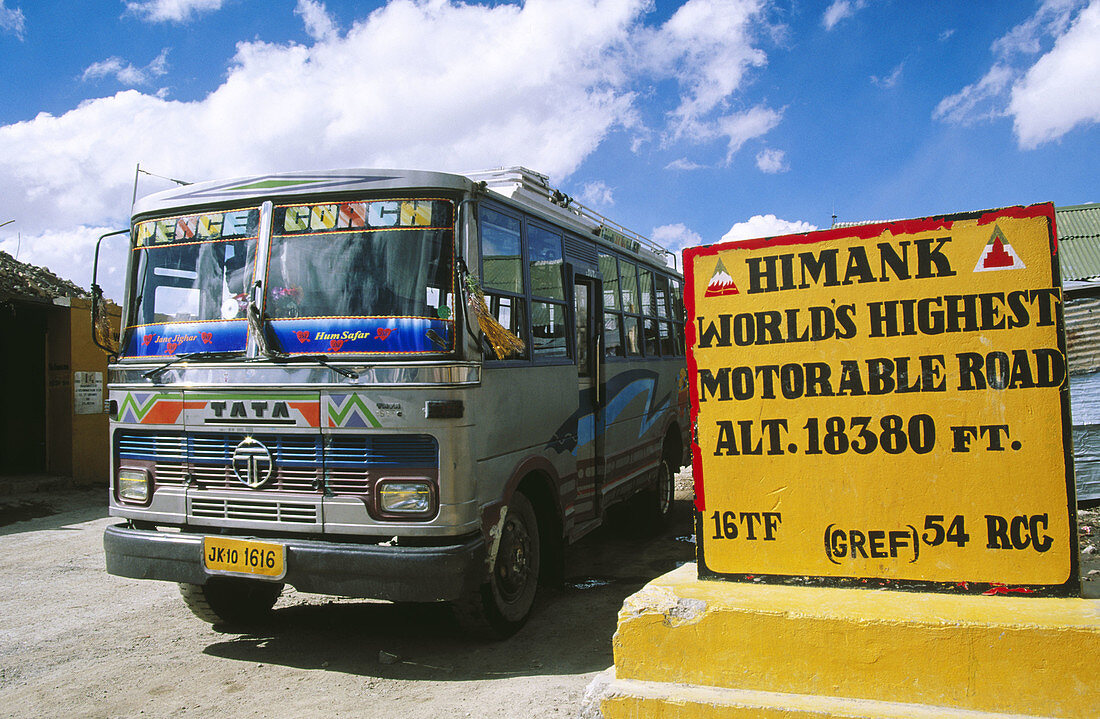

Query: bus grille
[190,496,318,524]
[116,431,438,496]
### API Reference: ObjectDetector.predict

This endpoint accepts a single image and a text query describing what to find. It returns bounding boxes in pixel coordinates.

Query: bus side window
[654,274,670,319]
[639,268,659,356]
[670,278,684,321]
[479,207,528,360]
[670,278,686,355]
[659,320,676,355]
[623,315,642,356]
[599,252,625,358]
[531,300,568,359]
[620,261,639,314]
[602,313,621,357]
[619,261,642,356]
[484,294,528,360]
[643,318,660,356]
[527,224,568,360]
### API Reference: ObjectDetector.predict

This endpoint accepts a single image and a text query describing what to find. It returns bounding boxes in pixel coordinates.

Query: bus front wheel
[178,577,282,628]
[453,492,541,639]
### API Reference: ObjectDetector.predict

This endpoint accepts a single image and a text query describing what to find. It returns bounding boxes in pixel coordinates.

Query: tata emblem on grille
[232,437,274,489]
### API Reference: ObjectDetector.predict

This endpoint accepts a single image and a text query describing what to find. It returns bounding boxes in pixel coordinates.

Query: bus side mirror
[91,229,130,359]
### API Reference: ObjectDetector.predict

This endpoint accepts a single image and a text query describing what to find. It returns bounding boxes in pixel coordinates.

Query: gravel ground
[0,476,1096,718]
[0,479,697,719]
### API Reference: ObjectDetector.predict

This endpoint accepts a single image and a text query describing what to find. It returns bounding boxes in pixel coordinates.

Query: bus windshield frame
[120,197,458,360]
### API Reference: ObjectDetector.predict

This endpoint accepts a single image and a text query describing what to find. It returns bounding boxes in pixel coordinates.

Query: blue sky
[0,0,1097,301]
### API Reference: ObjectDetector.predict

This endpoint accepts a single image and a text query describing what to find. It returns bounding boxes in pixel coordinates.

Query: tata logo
[232,437,275,489]
[206,400,293,425]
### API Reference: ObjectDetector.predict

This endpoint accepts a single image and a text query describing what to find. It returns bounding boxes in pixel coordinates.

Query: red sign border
[683,203,1080,596]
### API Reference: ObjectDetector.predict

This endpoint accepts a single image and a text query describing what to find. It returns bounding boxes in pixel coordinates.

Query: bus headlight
[118,468,150,502]
[377,480,435,517]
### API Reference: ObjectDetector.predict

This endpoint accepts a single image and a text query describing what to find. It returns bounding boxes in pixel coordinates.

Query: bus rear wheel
[178,577,283,628]
[452,492,541,639]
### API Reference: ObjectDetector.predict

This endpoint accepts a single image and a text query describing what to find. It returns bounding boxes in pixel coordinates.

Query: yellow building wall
[45,297,120,486]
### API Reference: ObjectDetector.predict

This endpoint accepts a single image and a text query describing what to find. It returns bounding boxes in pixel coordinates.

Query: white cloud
[1010,0,1100,147]
[0,226,128,301]
[754,147,787,173]
[933,64,1013,125]
[823,0,868,31]
[665,157,706,170]
[296,0,338,42]
[578,180,615,207]
[652,223,704,262]
[82,49,170,87]
[640,0,779,160]
[715,105,782,160]
[721,214,817,243]
[0,0,24,40]
[0,0,781,294]
[125,0,226,23]
[871,63,903,89]
[991,0,1081,57]
[935,0,1100,147]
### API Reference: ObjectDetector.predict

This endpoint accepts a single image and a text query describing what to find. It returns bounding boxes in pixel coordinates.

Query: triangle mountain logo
[973,225,1025,272]
[706,258,739,297]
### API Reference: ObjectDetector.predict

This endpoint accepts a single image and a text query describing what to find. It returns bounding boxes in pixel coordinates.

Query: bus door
[573,275,603,524]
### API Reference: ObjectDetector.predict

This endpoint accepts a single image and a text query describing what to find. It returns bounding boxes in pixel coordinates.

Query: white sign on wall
[74,371,103,415]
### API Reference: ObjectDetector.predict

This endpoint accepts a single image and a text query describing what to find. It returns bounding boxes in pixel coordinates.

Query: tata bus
[100,167,689,637]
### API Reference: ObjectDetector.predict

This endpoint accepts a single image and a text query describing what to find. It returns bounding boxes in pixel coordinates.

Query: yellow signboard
[685,204,1077,594]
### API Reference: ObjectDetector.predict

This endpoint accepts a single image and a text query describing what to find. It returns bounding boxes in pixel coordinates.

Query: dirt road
[3,481,1097,719]
[0,482,696,719]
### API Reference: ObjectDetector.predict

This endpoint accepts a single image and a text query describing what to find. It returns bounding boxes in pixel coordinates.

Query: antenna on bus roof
[131,163,193,214]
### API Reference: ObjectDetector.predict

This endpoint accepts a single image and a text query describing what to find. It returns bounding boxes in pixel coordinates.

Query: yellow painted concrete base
[583,669,1051,718]
[582,563,1100,719]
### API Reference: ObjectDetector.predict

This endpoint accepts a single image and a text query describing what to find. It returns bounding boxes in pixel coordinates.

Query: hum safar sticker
[684,203,1077,595]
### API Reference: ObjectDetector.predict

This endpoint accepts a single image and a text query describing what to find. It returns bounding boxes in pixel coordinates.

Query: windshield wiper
[271,354,359,380]
[141,350,246,380]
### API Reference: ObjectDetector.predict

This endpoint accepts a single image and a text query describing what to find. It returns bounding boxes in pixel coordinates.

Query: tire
[452,492,541,639]
[178,577,283,628]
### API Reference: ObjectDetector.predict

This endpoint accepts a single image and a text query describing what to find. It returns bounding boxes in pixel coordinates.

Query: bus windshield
[264,198,456,355]
[123,207,259,357]
[121,198,457,358]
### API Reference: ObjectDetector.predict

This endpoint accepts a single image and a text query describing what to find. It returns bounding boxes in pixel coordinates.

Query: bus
[100,167,690,637]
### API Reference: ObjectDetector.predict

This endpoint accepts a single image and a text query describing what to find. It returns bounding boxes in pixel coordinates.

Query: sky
[0,0,1098,302]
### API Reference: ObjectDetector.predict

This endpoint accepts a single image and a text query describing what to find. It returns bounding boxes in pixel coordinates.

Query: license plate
[203,536,286,580]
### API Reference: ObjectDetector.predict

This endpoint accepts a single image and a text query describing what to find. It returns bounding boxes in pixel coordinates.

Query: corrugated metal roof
[1061,237,1100,283]
[1057,203,1100,282]
[1057,203,1100,240]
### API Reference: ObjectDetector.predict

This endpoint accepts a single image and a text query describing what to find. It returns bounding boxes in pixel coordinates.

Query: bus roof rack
[464,167,676,270]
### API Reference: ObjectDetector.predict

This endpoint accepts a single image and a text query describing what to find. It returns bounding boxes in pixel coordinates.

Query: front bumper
[104,523,486,602]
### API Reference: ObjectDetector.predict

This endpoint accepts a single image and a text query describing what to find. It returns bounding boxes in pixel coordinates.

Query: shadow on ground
[201,497,697,681]
[0,488,106,535]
